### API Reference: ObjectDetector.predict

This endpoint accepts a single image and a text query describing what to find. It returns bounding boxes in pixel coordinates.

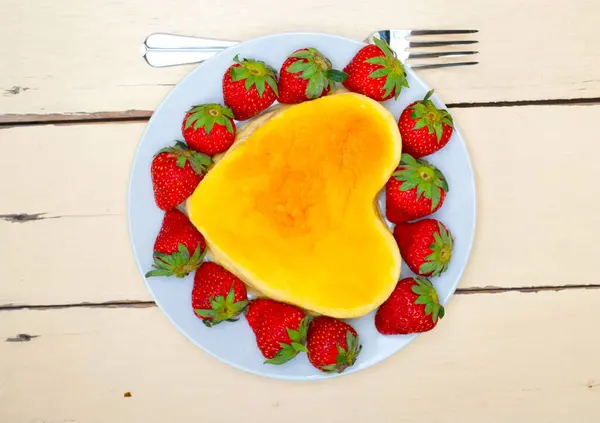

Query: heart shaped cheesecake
[187,92,402,318]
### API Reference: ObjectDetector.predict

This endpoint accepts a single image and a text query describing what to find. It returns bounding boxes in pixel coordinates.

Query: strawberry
[182,103,236,155]
[246,299,309,365]
[394,218,454,277]
[150,141,212,211]
[192,262,249,327]
[398,90,454,158]
[145,209,206,278]
[375,277,445,335]
[386,153,449,223]
[342,37,409,101]
[222,55,278,121]
[306,316,361,373]
[278,48,347,104]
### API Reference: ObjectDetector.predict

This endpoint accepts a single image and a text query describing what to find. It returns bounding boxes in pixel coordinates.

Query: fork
[141,29,478,69]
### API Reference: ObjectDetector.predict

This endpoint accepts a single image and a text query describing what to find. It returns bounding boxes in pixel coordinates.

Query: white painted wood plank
[1,290,599,423]
[1,0,599,119]
[0,122,143,217]
[0,216,152,306]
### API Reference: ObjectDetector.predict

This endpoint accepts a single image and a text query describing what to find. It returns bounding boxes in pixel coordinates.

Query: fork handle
[141,33,239,67]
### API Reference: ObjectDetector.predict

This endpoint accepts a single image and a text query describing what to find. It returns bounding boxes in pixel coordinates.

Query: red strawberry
[145,209,206,278]
[278,48,347,104]
[246,299,309,365]
[192,262,249,327]
[306,316,361,374]
[375,277,445,335]
[245,297,272,331]
[150,141,212,211]
[398,90,454,158]
[386,153,449,223]
[182,103,236,155]
[222,55,278,121]
[342,37,409,101]
[394,218,454,277]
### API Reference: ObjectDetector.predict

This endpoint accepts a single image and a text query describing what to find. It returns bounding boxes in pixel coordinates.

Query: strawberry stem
[320,330,362,373]
[264,316,310,365]
[367,37,409,100]
[286,48,348,98]
[145,244,205,278]
[392,154,449,210]
[184,104,235,135]
[409,90,454,142]
[230,55,279,97]
[194,282,249,327]
[411,277,445,323]
[419,222,454,276]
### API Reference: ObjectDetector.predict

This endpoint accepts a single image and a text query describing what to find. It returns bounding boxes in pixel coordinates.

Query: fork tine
[409,40,479,48]
[409,61,479,70]
[409,29,479,36]
[408,50,478,59]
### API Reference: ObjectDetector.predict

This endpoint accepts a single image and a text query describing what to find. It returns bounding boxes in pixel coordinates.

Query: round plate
[127,32,476,381]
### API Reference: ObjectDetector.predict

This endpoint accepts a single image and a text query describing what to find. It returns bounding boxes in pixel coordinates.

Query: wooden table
[1,0,599,421]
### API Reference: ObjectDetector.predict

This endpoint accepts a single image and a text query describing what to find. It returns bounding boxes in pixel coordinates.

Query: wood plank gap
[447,97,600,108]
[0,300,156,311]
[2,284,600,311]
[1,96,600,127]
[0,110,152,126]
[0,212,123,223]
[456,284,600,294]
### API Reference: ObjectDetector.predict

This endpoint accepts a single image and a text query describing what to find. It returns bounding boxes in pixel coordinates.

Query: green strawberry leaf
[369,68,391,79]
[401,154,418,166]
[264,345,298,365]
[409,92,454,141]
[372,37,395,57]
[301,64,319,80]
[325,69,348,83]
[394,156,448,211]
[230,56,279,97]
[230,66,247,82]
[412,118,429,131]
[418,223,453,276]
[411,277,445,323]
[287,60,311,73]
[306,73,323,98]
[290,50,314,59]
[146,245,206,279]
[365,56,387,66]
[292,342,308,353]
[431,186,441,208]
[265,76,279,96]
[434,121,443,142]
[194,282,248,325]
[399,179,419,191]
[284,48,345,99]
[255,78,266,97]
[184,104,235,135]
[144,268,174,277]
[223,118,234,134]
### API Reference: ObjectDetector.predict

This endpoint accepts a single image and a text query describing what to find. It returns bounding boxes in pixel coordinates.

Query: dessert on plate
[187,91,403,318]
[143,39,457,374]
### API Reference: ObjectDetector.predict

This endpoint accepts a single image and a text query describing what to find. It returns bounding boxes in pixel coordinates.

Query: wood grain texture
[1,105,599,304]
[0,122,143,216]
[1,0,599,120]
[1,290,599,423]
[0,216,150,306]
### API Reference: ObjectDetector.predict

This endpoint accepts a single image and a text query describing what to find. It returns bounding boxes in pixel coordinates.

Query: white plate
[127,32,476,381]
